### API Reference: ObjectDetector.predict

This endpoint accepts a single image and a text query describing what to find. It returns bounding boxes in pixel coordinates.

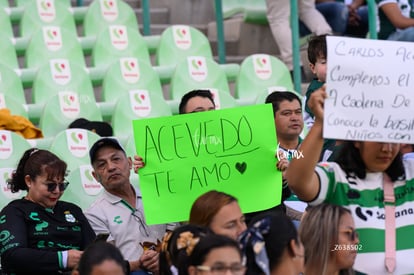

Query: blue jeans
[388,26,414,42]
[299,2,348,36]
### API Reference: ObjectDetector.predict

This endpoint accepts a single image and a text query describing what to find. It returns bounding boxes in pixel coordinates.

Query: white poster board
[324,36,413,143]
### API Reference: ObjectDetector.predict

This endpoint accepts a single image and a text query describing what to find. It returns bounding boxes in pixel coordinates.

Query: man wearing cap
[85,137,175,275]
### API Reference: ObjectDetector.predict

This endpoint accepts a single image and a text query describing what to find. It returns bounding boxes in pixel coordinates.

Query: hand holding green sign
[132,104,282,224]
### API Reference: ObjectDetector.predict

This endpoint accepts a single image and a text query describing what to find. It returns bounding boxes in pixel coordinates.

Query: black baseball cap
[89,138,126,164]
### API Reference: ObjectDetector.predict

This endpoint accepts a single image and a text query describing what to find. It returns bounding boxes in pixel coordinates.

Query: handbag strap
[383,173,396,273]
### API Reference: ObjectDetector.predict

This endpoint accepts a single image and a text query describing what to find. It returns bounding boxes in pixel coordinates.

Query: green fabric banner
[132,104,282,225]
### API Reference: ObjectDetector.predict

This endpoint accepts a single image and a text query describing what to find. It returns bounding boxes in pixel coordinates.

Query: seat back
[234,54,293,104]
[49,128,101,172]
[111,91,172,141]
[0,8,13,39]
[61,165,104,210]
[83,0,139,37]
[91,25,151,69]
[0,130,30,208]
[169,56,231,100]
[0,63,26,105]
[20,0,77,38]
[0,95,28,118]
[0,31,19,69]
[102,57,162,102]
[156,25,213,66]
[32,59,95,104]
[15,0,70,7]
[25,26,85,69]
[39,92,102,137]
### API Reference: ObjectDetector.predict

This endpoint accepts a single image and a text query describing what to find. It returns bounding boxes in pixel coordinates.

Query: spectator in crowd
[304,34,339,161]
[376,0,414,41]
[134,89,215,172]
[265,0,332,80]
[187,233,245,275]
[245,91,306,225]
[85,138,176,275]
[159,224,211,275]
[240,213,305,275]
[285,86,414,274]
[299,203,358,275]
[315,0,369,37]
[0,148,95,275]
[72,241,127,275]
[189,190,247,240]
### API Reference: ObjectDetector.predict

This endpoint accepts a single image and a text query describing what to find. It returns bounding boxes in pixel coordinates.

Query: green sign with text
[133,104,282,224]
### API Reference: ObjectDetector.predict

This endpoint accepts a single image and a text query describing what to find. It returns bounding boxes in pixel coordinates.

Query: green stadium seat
[0,63,27,106]
[91,25,151,69]
[243,0,267,24]
[61,165,104,210]
[0,34,19,70]
[218,0,245,19]
[234,54,293,105]
[0,8,13,39]
[19,0,77,38]
[28,59,95,123]
[111,91,172,142]
[15,0,70,7]
[0,130,30,207]
[0,94,28,118]
[38,92,102,137]
[169,56,231,100]
[102,57,162,102]
[0,0,9,7]
[25,26,86,69]
[155,25,214,66]
[98,57,162,120]
[83,0,139,37]
[48,128,101,172]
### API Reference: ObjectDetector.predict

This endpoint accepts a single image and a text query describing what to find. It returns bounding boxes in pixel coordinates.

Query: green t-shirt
[312,160,414,274]
[376,0,414,39]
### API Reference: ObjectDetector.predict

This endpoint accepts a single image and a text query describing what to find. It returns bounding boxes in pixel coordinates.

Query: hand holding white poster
[324,36,413,143]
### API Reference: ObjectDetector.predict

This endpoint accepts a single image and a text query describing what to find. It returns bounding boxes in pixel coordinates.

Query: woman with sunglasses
[0,148,96,275]
[299,204,358,275]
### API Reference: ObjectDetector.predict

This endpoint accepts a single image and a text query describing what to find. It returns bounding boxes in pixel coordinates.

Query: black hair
[76,241,127,275]
[265,91,302,115]
[188,233,242,267]
[8,148,67,193]
[243,213,299,274]
[159,224,212,275]
[335,141,405,182]
[307,34,328,65]
[178,89,215,114]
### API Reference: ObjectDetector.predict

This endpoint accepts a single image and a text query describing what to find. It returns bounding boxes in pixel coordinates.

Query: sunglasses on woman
[44,181,70,192]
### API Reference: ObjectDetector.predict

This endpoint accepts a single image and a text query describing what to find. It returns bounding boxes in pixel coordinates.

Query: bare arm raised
[285,86,327,201]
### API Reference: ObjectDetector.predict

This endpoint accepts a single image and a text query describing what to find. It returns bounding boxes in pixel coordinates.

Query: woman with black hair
[286,86,414,274]
[239,213,304,275]
[0,148,95,275]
